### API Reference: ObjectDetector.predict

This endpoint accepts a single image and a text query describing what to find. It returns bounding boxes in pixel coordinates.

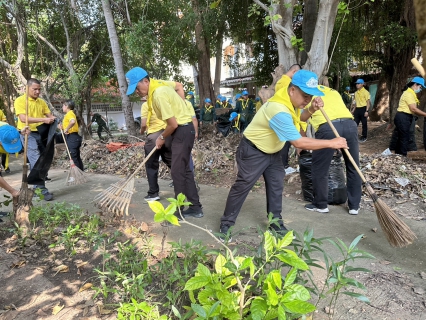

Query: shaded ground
[1,119,426,319]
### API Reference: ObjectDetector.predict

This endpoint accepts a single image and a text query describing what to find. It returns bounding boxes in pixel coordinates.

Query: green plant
[117,299,167,319]
[148,194,373,319]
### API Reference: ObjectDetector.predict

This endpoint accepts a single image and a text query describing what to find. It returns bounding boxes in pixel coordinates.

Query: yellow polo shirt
[63,110,79,133]
[141,102,166,134]
[244,101,291,154]
[152,86,192,125]
[397,88,417,114]
[0,110,6,121]
[354,87,370,108]
[14,94,50,131]
[305,86,353,131]
[184,100,196,117]
[275,74,291,92]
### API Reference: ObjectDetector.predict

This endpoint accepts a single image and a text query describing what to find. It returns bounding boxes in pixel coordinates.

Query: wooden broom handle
[60,129,73,161]
[317,106,367,183]
[411,58,425,77]
[23,85,29,166]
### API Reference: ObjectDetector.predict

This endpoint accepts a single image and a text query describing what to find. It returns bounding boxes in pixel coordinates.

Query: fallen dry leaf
[98,304,113,315]
[372,228,377,233]
[75,261,88,268]
[420,272,426,279]
[6,246,18,253]
[379,260,391,265]
[83,307,89,316]
[79,283,93,292]
[53,264,69,276]
[10,260,26,269]
[140,222,149,232]
[52,304,64,315]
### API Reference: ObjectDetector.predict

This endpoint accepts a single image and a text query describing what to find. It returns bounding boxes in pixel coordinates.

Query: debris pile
[360,153,426,200]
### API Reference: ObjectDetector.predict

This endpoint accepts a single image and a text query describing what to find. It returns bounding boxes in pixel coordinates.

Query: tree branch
[60,14,71,65]
[253,0,269,12]
[82,44,106,82]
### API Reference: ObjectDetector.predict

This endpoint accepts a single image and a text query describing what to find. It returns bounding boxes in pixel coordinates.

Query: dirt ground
[1,119,426,319]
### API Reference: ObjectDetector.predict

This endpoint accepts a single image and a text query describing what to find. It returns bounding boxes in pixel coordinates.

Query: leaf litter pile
[52,129,426,220]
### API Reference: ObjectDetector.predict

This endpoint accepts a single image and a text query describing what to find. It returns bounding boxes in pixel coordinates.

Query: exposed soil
[1,119,426,319]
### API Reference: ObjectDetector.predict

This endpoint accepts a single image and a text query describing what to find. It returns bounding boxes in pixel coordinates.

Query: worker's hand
[310,97,324,111]
[155,137,165,149]
[44,117,56,124]
[296,148,303,155]
[331,137,348,149]
[11,189,20,199]
[364,111,369,118]
[21,126,30,135]
[199,121,203,127]
[194,130,198,140]
[58,123,63,130]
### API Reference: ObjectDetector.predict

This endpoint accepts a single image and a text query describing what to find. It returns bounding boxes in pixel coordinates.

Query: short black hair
[27,78,41,86]
[64,99,75,110]
[289,64,302,72]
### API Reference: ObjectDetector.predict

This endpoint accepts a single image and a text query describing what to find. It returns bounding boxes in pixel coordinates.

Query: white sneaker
[349,209,359,215]
[304,204,329,213]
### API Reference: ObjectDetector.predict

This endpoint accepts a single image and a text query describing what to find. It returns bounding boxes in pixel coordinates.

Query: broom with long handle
[60,129,87,186]
[317,106,416,247]
[94,146,157,216]
[15,85,34,230]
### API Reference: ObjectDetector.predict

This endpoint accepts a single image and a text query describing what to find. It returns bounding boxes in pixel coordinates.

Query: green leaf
[285,284,311,301]
[209,0,221,9]
[171,305,181,318]
[343,291,370,303]
[264,231,275,258]
[166,214,180,226]
[265,309,279,320]
[344,266,371,273]
[348,234,364,251]
[207,301,220,317]
[266,282,278,306]
[191,303,207,318]
[197,263,212,278]
[154,211,166,222]
[184,276,211,290]
[148,200,165,215]
[277,230,293,248]
[270,270,282,290]
[276,251,309,270]
[164,203,177,215]
[278,304,286,320]
[250,298,267,320]
[284,268,296,288]
[283,300,316,314]
[240,257,253,271]
[215,254,231,275]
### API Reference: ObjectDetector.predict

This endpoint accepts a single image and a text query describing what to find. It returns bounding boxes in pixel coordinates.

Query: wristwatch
[159,134,165,140]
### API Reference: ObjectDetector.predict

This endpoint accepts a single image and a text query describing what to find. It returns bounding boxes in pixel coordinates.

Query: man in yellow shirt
[14,78,56,201]
[126,67,203,218]
[300,85,362,215]
[218,70,348,241]
[351,79,371,142]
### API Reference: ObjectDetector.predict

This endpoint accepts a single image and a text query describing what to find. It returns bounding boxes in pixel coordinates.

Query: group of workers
[0,65,423,238]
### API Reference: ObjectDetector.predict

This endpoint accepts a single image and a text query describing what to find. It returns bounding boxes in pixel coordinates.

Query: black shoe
[45,176,52,181]
[359,137,367,143]
[4,168,10,174]
[268,222,290,237]
[169,182,174,188]
[144,194,160,202]
[182,207,204,218]
[218,224,232,242]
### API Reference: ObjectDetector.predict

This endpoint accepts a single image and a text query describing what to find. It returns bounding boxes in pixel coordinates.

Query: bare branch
[82,44,106,81]
[253,0,269,12]
[60,14,72,65]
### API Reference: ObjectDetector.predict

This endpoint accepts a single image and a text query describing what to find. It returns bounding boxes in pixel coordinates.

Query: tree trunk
[101,0,137,136]
[191,0,215,104]
[214,28,224,97]
[414,0,426,70]
[370,75,390,121]
[301,0,318,66]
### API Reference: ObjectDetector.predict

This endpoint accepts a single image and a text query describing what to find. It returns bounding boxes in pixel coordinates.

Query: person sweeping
[57,100,84,171]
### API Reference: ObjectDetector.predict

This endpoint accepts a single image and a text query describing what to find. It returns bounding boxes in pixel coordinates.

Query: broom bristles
[366,184,417,248]
[66,165,87,186]
[94,177,135,216]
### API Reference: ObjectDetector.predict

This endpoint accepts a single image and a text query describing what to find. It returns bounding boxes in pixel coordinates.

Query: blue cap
[255,97,260,101]
[221,96,226,102]
[125,67,148,95]
[188,91,194,95]
[345,86,350,91]
[205,98,212,103]
[229,112,238,121]
[235,93,242,99]
[355,79,364,84]
[242,90,249,96]
[217,94,222,99]
[0,125,22,153]
[227,98,232,103]
[291,70,324,96]
[412,76,425,88]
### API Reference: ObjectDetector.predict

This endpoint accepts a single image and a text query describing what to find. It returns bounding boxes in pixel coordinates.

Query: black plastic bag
[299,151,347,205]
[216,114,232,137]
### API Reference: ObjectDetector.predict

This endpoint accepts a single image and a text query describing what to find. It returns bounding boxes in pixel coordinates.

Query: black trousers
[280,141,291,168]
[67,133,84,171]
[353,106,367,138]
[144,130,172,196]
[170,124,201,209]
[312,120,362,210]
[97,124,112,139]
[394,112,413,156]
[389,115,417,152]
[220,137,285,227]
